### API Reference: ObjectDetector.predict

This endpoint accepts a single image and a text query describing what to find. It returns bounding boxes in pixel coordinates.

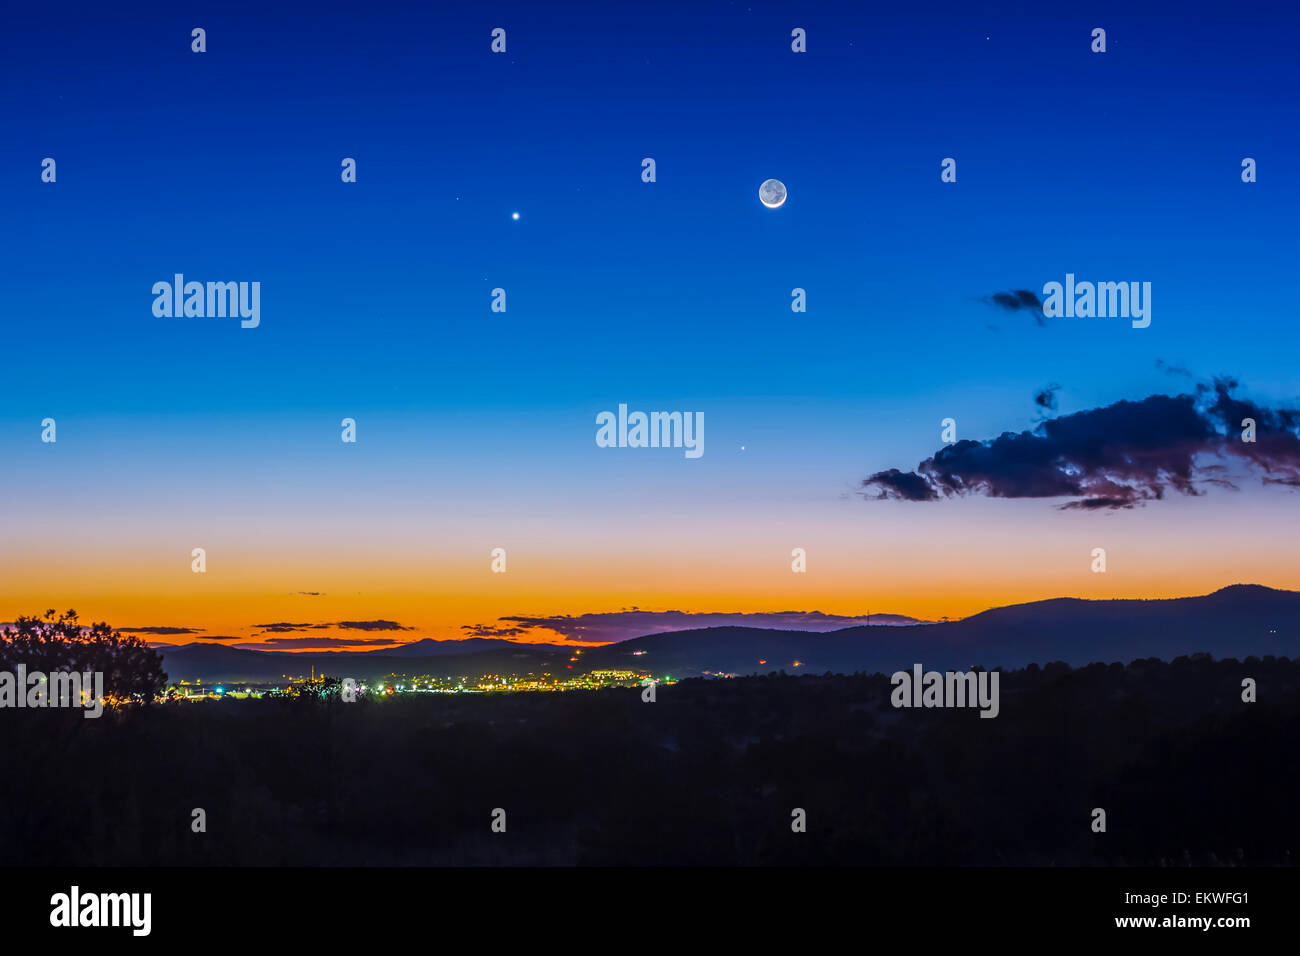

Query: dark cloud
[294,591,324,596]
[1034,383,1061,413]
[862,378,1300,510]
[116,625,204,635]
[478,609,928,645]
[233,636,404,650]
[859,468,938,502]
[461,624,532,637]
[251,620,411,633]
[1205,377,1300,479]
[1155,359,1194,378]
[1059,496,1133,511]
[980,288,1046,326]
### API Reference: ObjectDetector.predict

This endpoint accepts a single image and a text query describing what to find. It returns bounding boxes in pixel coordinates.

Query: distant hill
[156,585,1299,684]
[572,584,1300,677]
[360,637,575,658]
[850,613,926,626]
[159,641,568,684]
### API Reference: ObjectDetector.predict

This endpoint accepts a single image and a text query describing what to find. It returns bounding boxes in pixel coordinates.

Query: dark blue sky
[6,0,1296,418]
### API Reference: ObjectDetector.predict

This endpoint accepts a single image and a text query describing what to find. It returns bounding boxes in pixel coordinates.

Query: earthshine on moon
[759,179,787,208]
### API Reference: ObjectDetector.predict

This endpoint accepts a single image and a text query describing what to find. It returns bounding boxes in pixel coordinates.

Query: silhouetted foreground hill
[2,656,1297,865]
[157,585,1299,683]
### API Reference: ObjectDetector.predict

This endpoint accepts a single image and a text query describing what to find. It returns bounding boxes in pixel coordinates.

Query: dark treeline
[1,655,1296,866]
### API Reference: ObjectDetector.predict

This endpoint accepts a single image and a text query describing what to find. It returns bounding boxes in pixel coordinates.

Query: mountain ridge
[155,585,1300,683]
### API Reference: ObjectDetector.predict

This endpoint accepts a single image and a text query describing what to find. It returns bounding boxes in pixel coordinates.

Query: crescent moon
[759,178,787,208]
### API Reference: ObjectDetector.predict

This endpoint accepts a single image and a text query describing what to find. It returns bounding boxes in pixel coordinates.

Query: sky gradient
[2,1,1298,649]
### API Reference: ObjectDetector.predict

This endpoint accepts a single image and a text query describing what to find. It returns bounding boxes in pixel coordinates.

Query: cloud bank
[862,379,1300,510]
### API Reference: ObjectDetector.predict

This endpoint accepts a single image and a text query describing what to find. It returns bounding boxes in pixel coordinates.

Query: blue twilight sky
[1,0,1297,634]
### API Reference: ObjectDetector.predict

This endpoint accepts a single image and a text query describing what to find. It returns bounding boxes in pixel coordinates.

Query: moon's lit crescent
[759,178,787,208]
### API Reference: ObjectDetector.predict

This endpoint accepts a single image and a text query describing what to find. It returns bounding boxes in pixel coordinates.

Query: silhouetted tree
[0,609,167,701]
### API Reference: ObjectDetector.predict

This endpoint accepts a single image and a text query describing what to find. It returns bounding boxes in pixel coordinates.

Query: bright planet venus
[759,178,787,208]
